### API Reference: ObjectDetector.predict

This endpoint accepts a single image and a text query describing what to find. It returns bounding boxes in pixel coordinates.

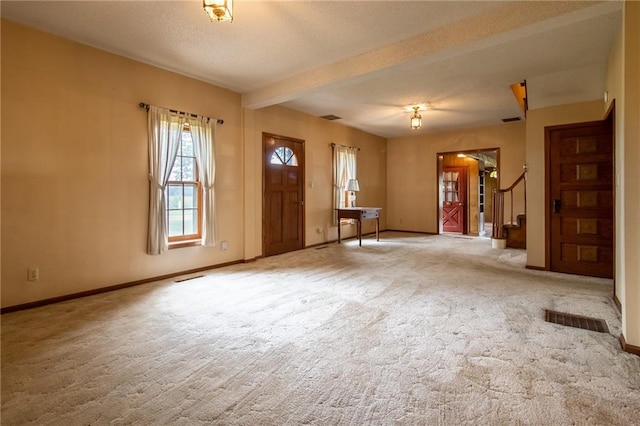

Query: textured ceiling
[0,1,622,138]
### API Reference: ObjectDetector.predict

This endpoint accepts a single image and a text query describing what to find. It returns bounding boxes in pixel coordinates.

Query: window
[443,171,460,202]
[166,125,201,244]
[146,105,216,255]
[332,144,358,222]
[270,146,298,166]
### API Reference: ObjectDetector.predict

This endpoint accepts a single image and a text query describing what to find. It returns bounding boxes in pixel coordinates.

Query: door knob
[552,199,561,213]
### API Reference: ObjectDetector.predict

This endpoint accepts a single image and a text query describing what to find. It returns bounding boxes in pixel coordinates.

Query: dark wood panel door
[443,166,466,233]
[263,133,305,257]
[547,119,613,278]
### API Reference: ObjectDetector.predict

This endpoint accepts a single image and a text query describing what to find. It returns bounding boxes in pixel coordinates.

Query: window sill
[168,239,201,250]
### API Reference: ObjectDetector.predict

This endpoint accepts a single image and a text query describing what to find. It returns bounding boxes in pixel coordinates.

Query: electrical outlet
[220,240,228,251]
[27,267,39,281]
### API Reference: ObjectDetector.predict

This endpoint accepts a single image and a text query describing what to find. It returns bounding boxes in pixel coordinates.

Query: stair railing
[492,168,527,239]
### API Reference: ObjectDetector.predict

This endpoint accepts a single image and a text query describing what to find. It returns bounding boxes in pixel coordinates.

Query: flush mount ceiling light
[410,106,422,130]
[203,0,233,22]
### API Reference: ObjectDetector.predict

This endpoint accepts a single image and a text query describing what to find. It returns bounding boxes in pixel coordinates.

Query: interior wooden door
[263,133,305,257]
[547,118,613,278]
[442,166,466,233]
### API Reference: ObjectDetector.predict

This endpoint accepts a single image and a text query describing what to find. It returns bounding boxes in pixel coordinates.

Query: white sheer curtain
[188,115,217,247]
[147,106,184,255]
[332,144,358,223]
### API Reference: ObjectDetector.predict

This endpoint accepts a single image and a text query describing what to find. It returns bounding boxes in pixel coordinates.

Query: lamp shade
[346,179,360,192]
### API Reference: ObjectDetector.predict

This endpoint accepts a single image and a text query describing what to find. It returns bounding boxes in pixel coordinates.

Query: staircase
[504,214,526,249]
[492,168,527,249]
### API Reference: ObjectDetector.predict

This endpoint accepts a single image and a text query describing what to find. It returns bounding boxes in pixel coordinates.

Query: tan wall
[524,100,604,269]
[387,122,525,233]
[1,20,244,308]
[620,1,640,347]
[243,106,387,259]
[1,21,388,309]
[522,3,639,348]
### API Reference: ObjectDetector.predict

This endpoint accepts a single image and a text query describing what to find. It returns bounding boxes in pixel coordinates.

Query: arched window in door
[270,146,298,166]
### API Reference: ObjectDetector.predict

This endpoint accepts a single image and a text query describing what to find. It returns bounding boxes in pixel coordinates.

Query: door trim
[436,148,500,235]
[607,101,617,302]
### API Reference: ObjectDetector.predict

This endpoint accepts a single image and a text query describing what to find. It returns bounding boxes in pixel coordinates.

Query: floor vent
[544,310,609,333]
[175,275,204,283]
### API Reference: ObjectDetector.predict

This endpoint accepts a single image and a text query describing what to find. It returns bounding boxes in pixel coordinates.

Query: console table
[336,207,382,246]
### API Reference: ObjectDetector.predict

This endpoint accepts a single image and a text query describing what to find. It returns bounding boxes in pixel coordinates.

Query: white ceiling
[0,1,622,138]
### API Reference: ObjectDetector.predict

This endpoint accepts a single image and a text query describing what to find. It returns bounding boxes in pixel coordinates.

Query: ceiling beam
[242,1,614,110]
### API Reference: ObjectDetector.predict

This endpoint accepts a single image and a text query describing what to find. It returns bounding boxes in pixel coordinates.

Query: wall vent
[502,116,522,123]
[320,114,342,121]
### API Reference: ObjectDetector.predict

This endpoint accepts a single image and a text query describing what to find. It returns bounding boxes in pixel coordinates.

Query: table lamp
[346,179,360,207]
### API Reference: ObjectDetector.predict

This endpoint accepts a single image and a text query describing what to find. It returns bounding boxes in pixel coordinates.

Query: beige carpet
[2,232,639,425]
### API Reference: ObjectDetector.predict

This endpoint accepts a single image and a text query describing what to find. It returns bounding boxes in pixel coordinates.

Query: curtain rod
[139,102,223,125]
[330,143,360,151]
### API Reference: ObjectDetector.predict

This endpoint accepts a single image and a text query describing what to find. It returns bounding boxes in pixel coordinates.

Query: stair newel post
[492,188,507,248]
[510,188,514,225]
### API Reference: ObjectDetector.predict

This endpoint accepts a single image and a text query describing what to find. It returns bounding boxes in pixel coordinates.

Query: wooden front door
[263,133,305,257]
[443,166,466,233]
[547,118,613,278]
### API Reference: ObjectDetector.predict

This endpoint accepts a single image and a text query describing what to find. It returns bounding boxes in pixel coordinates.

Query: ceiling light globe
[410,106,422,129]
[203,0,233,22]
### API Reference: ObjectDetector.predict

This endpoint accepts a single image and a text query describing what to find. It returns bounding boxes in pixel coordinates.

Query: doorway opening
[437,149,500,236]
